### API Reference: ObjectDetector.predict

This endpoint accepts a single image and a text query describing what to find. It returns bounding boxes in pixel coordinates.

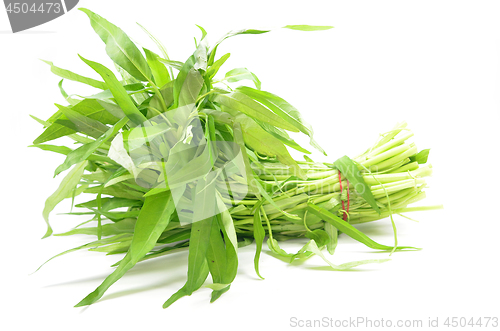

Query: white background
[1,1,499,330]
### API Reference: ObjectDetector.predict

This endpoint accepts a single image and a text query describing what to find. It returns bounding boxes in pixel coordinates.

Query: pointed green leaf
[206,53,230,79]
[225,68,261,89]
[216,92,299,132]
[33,122,76,144]
[29,144,73,155]
[42,160,88,238]
[295,239,390,270]
[79,55,148,125]
[324,222,338,255]
[305,229,330,247]
[144,48,170,87]
[283,25,334,31]
[55,218,136,237]
[207,195,239,301]
[173,55,195,108]
[55,104,109,139]
[41,60,107,90]
[179,69,204,107]
[236,86,325,155]
[163,217,212,308]
[75,191,176,307]
[334,155,380,214]
[54,117,129,176]
[206,217,229,300]
[34,99,119,144]
[409,149,430,164]
[157,58,184,71]
[252,201,266,279]
[79,8,152,82]
[307,203,419,251]
[228,110,304,178]
[33,234,132,273]
[256,120,311,154]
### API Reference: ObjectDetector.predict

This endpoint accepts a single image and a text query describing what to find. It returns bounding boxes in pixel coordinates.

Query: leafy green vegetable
[32,9,441,309]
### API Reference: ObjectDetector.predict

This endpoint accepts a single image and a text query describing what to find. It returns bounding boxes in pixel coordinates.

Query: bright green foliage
[32,8,441,308]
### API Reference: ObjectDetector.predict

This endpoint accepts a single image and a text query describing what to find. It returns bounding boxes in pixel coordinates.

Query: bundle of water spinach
[31,8,442,308]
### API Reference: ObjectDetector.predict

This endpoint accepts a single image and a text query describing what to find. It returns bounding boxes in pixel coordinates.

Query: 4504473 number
[444,317,498,328]
[6,2,62,14]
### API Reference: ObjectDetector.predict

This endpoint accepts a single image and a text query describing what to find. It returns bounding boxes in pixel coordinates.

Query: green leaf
[42,160,88,238]
[196,25,207,41]
[256,120,311,154]
[209,25,331,63]
[206,53,230,79]
[236,86,325,155]
[33,234,132,273]
[173,55,195,108]
[29,144,72,155]
[84,184,145,200]
[179,69,204,107]
[216,92,299,132]
[307,203,419,251]
[163,173,221,308]
[98,100,126,119]
[54,117,129,176]
[157,58,184,71]
[81,208,141,222]
[75,197,142,210]
[230,121,260,194]
[224,68,261,89]
[55,104,109,139]
[334,155,380,214]
[267,238,294,258]
[283,25,334,31]
[208,195,239,302]
[33,122,76,144]
[211,28,271,54]
[79,55,148,125]
[137,23,174,78]
[34,99,119,144]
[324,222,338,255]
[58,79,79,105]
[252,201,266,279]
[29,144,115,164]
[75,190,176,307]
[41,60,107,90]
[83,83,147,101]
[228,110,304,178]
[193,38,208,71]
[206,217,229,301]
[295,239,389,270]
[409,149,430,164]
[79,8,152,82]
[122,122,171,150]
[163,217,212,308]
[305,229,330,247]
[55,218,136,236]
[70,99,121,125]
[144,48,170,87]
